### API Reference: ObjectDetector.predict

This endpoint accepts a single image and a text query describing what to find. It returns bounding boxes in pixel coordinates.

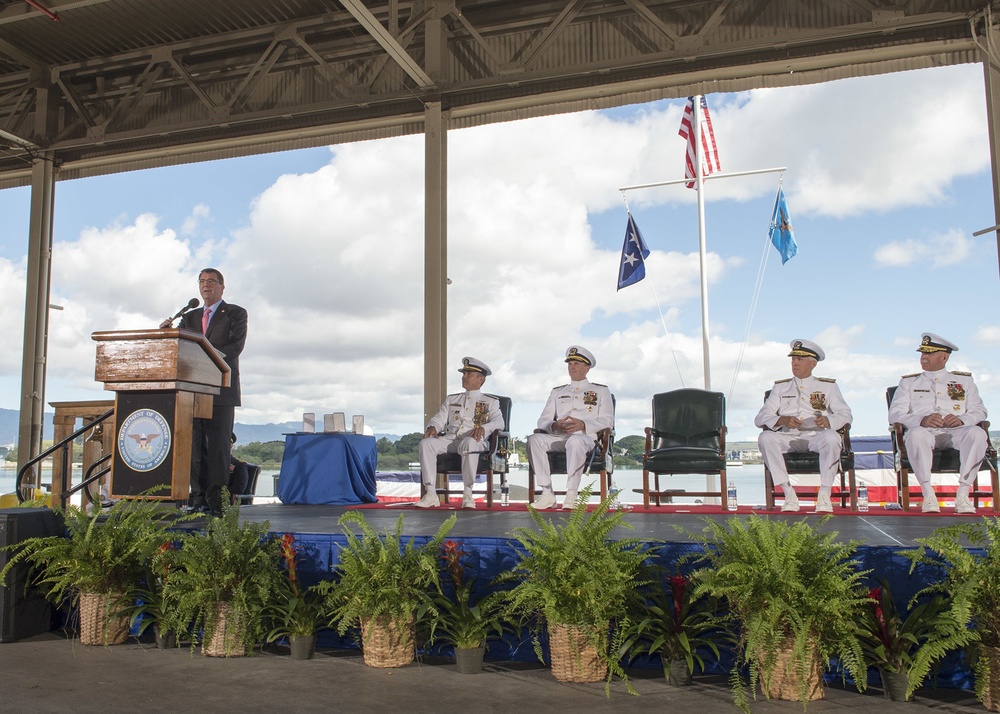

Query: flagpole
[694,95,711,391]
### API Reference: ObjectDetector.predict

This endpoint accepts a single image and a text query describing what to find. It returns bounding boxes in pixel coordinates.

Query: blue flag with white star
[769,188,798,264]
[617,213,650,290]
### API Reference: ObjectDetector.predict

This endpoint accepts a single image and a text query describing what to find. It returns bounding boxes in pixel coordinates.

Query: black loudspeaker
[0,507,63,642]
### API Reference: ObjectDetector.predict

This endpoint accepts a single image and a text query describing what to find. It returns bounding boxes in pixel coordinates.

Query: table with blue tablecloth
[277,433,378,505]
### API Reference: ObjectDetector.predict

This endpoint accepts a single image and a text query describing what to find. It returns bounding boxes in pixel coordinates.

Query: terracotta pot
[455,646,485,674]
[78,592,128,646]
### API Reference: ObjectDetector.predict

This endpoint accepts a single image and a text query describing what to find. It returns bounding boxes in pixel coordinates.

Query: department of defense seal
[118,408,171,472]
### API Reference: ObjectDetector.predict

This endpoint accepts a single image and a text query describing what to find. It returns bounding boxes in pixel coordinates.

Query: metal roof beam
[340,0,436,88]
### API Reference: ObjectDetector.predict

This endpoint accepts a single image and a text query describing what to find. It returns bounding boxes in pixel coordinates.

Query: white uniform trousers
[418,435,488,489]
[527,431,597,494]
[902,425,988,486]
[758,429,842,488]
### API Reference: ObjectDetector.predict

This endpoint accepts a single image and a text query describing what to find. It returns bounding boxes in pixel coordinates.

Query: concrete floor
[0,631,990,714]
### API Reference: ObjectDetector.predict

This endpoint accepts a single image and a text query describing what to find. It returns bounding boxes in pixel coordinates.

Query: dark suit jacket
[180,300,247,407]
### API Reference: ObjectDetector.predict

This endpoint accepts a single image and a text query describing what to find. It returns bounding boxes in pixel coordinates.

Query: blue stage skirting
[281,531,975,689]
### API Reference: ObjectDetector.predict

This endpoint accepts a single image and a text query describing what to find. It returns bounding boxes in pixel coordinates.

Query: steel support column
[17,153,55,472]
[423,101,447,425]
[983,25,1000,280]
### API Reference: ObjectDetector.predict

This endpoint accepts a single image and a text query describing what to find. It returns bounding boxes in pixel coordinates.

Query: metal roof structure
[6,0,1000,467]
[0,0,996,186]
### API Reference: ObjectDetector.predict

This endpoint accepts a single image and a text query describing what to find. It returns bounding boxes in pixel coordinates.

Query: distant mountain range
[0,408,399,448]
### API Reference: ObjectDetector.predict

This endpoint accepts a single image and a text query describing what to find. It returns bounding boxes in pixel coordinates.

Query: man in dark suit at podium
[168,268,247,516]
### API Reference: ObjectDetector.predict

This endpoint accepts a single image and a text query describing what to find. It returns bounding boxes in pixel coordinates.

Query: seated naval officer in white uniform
[527,346,614,511]
[888,333,988,515]
[755,339,853,513]
[415,357,504,510]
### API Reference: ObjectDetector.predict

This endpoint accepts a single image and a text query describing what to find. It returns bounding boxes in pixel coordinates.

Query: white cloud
[0,63,997,445]
[873,229,973,267]
[181,203,211,235]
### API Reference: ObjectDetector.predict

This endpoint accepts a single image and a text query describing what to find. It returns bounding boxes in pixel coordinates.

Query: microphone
[172,297,200,320]
[161,298,200,328]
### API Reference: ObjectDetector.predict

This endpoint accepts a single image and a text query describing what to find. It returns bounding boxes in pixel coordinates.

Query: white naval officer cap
[565,345,596,368]
[788,339,825,361]
[917,333,958,354]
[458,356,492,376]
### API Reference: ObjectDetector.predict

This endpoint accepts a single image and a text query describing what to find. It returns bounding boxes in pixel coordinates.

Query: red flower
[669,573,689,627]
[868,586,890,647]
[439,539,467,588]
[279,533,301,595]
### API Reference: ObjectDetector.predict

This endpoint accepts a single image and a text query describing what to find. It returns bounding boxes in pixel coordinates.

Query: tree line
[233,433,651,470]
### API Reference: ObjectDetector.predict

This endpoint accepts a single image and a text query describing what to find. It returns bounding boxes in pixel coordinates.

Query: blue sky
[0,62,996,444]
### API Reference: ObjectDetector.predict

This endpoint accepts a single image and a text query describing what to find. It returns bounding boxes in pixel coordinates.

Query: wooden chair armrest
[889,422,908,460]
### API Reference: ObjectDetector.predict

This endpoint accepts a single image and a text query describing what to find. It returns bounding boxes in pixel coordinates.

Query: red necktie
[202,307,211,334]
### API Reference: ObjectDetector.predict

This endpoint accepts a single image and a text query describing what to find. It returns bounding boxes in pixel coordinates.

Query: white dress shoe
[562,491,578,510]
[815,491,833,513]
[462,495,476,509]
[921,499,941,514]
[780,490,800,512]
[414,493,439,508]
[530,492,557,510]
[955,489,976,515]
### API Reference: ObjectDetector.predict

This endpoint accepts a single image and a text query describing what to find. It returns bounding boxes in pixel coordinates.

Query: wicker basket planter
[360,615,415,668]
[760,641,824,702]
[78,591,129,646]
[202,602,246,658]
[982,644,1000,712]
[548,623,608,683]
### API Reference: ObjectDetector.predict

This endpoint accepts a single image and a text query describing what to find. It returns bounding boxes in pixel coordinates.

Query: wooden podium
[92,329,230,501]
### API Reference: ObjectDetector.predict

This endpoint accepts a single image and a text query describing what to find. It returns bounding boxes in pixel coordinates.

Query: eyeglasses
[199,279,220,285]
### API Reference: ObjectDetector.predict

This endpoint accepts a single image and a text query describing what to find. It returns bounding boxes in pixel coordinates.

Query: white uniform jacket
[426,390,504,439]
[888,370,987,430]
[535,379,614,435]
[754,375,852,433]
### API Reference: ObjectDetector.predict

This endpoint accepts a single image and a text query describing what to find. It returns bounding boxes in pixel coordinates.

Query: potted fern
[905,518,1000,711]
[430,538,507,674]
[326,510,456,668]
[499,488,650,692]
[620,571,728,686]
[264,533,328,659]
[160,502,282,657]
[0,497,175,645]
[689,515,870,712]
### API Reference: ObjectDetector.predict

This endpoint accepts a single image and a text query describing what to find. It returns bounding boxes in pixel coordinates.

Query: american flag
[678,96,721,189]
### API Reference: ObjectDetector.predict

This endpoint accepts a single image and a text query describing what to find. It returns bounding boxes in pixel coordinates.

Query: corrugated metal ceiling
[0,0,991,186]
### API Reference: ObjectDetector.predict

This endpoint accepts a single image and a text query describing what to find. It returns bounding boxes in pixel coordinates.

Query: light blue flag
[768,188,798,264]
[617,213,650,290]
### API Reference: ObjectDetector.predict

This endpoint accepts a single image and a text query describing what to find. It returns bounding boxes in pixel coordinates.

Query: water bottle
[857,483,869,512]
[727,485,738,511]
[500,480,509,507]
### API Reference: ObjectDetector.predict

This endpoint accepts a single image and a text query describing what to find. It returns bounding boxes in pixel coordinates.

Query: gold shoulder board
[816,377,836,383]
[951,371,972,377]
[774,378,792,384]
